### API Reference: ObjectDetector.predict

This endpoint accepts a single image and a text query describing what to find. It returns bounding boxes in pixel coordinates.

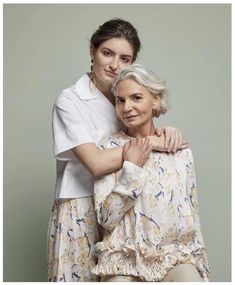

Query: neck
[126,120,156,138]
[91,72,115,105]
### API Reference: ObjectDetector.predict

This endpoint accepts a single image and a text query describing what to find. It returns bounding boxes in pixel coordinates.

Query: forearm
[72,143,123,177]
[95,161,149,230]
[98,192,135,231]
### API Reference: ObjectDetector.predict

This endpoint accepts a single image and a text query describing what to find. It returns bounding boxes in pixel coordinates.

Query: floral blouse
[92,131,211,281]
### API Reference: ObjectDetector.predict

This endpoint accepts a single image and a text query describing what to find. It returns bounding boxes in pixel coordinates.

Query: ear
[152,93,160,111]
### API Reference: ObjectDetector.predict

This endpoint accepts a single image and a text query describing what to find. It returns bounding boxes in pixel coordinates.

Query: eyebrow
[115,93,143,99]
[102,47,132,58]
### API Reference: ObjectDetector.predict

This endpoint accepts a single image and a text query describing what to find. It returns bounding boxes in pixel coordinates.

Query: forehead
[98,38,134,56]
[115,78,147,95]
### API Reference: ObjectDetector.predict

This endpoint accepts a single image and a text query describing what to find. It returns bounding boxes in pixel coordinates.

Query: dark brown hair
[90,18,141,62]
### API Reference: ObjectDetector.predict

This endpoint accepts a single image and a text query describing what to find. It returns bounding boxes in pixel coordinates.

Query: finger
[146,143,154,157]
[172,130,180,153]
[142,137,150,149]
[155,127,163,137]
[123,141,130,151]
[136,137,142,147]
[177,132,183,150]
[167,130,176,152]
[164,127,171,150]
[179,142,189,150]
[172,137,179,153]
[130,138,136,147]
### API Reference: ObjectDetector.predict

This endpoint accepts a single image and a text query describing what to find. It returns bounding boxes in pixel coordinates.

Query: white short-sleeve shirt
[52,73,122,199]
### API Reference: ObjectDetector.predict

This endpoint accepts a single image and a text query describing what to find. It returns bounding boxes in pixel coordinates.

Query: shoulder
[54,85,78,105]
[174,148,195,166]
[53,77,88,111]
[158,148,194,164]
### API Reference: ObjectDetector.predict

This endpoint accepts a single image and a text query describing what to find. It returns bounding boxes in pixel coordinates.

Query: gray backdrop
[4,4,231,282]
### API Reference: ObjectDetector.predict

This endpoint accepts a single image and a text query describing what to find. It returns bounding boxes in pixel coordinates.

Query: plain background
[3,4,231,282]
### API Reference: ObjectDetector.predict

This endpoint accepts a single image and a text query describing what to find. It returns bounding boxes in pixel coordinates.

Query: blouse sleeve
[53,96,94,161]
[94,160,149,231]
[186,149,211,281]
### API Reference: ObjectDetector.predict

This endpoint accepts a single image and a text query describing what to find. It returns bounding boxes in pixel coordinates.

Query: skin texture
[115,78,162,165]
[115,78,160,138]
[90,38,134,103]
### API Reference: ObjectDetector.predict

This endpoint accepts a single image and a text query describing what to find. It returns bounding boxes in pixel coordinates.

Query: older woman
[48,18,187,282]
[92,64,211,282]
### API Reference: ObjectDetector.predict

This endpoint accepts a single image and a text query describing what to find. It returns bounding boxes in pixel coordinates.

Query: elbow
[86,165,102,177]
[90,168,102,177]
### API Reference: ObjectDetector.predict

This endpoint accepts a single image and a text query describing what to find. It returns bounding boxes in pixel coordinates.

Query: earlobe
[152,94,161,116]
[153,95,160,109]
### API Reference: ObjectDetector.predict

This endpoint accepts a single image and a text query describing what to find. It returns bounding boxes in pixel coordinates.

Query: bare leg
[101,275,142,282]
[163,264,203,282]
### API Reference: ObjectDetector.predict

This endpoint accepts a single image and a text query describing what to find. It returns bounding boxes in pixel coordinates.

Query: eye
[115,97,124,105]
[103,50,112,57]
[133,95,142,101]
[121,56,131,63]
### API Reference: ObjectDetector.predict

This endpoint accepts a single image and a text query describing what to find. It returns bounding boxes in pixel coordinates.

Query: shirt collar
[74,73,98,100]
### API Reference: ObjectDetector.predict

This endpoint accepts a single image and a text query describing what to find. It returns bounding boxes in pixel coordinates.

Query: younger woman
[93,64,211,282]
[48,18,187,282]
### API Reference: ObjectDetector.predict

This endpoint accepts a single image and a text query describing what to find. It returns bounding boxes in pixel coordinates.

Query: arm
[95,161,149,231]
[54,98,183,174]
[72,136,163,177]
[72,144,123,177]
[95,137,152,231]
[54,97,124,176]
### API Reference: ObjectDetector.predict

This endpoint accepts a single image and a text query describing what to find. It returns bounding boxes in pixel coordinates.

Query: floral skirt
[47,197,100,282]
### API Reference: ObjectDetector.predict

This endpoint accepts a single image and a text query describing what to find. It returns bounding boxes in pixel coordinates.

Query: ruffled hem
[92,240,211,281]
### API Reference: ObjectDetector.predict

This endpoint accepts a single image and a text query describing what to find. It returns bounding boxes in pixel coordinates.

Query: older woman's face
[91,38,134,86]
[115,78,160,129]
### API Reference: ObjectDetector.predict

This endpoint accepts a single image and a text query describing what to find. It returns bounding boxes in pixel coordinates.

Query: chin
[103,76,114,84]
[124,122,138,128]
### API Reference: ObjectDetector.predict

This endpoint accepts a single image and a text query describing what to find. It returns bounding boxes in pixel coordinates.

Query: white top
[52,73,122,199]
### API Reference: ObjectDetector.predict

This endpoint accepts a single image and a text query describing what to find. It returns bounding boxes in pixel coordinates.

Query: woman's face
[91,38,134,86]
[115,78,160,129]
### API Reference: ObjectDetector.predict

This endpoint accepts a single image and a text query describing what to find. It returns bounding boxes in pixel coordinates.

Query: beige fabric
[92,131,211,281]
[47,197,100,282]
[163,263,204,282]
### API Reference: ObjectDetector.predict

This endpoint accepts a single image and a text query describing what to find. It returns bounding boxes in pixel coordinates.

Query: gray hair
[112,64,169,117]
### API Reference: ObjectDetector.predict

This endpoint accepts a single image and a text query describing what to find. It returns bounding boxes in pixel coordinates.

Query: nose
[109,57,119,71]
[123,100,132,112]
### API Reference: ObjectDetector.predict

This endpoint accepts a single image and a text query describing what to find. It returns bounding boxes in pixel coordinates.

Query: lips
[105,70,117,77]
[123,115,139,120]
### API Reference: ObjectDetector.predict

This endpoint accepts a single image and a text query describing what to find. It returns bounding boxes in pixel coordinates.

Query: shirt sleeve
[52,96,95,161]
[94,160,149,231]
[185,149,211,281]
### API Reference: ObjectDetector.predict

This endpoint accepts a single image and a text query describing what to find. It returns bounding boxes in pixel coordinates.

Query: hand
[123,137,153,167]
[155,126,188,153]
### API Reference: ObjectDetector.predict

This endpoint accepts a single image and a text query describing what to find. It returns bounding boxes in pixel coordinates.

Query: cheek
[142,101,154,115]
[119,62,131,70]
[115,107,122,118]
[95,54,107,67]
